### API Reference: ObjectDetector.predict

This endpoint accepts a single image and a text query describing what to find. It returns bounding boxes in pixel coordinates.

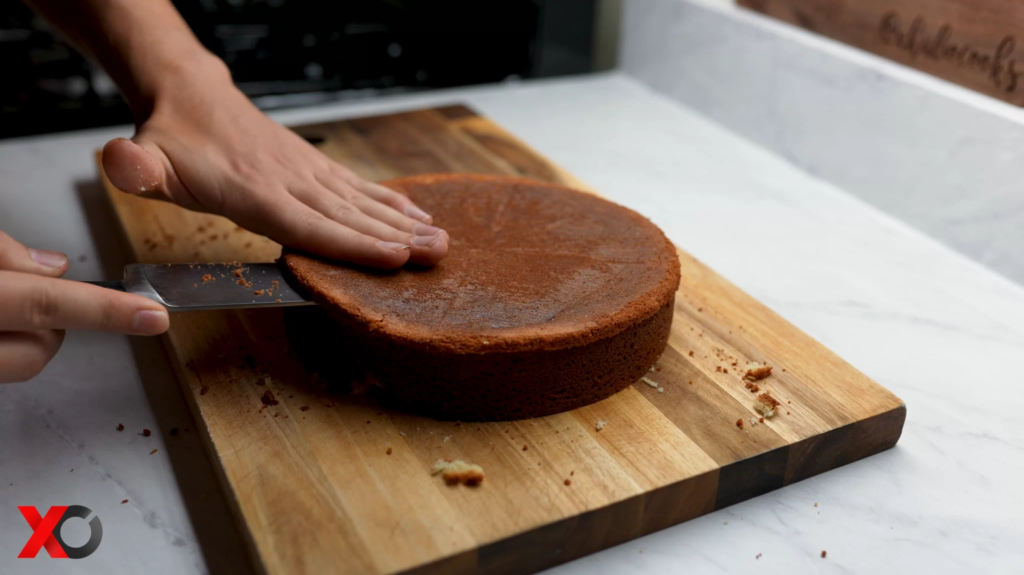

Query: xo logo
[17,505,103,559]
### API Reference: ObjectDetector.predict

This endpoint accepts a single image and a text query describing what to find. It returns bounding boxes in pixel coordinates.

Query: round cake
[281,174,680,421]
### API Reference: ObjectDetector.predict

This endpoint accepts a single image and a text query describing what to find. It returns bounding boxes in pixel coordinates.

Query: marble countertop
[1,73,1022,574]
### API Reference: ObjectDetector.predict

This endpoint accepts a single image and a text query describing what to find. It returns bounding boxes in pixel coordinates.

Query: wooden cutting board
[739,0,1024,106]
[97,104,905,575]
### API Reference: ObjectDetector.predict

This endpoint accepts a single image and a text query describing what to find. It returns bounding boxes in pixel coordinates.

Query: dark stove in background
[0,0,596,139]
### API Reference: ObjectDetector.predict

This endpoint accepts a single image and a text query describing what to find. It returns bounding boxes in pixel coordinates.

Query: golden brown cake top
[282,174,680,353]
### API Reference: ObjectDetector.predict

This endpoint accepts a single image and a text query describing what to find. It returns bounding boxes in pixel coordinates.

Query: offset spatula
[85,263,314,312]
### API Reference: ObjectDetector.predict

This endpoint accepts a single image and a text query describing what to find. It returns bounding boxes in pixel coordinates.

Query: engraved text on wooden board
[739,0,1024,105]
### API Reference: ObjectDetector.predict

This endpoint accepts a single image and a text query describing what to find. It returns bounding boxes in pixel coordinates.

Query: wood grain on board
[739,0,1024,106]
[97,105,905,575]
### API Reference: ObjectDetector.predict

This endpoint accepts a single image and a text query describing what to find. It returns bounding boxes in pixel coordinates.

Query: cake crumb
[121,499,128,504]
[386,448,393,455]
[431,459,484,486]
[522,445,528,451]
[254,290,264,295]
[649,366,656,373]
[641,376,659,388]
[745,382,760,393]
[749,417,759,427]
[821,550,827,558]
[657,387,665,394]
[260,390,279,406]
[201,273,214,283]
[755,393,780,418]
[688,350,694,356]
[736,419,744,429]
[756,553,762,559]
[299,406,309,411]
[744,362,773,382]
[233,268,244,277]
[141,429,151,437]
[596,419,608,431]
[150,449,158,455]
[814,502,818,507]
[116,423,124,432]
[564,479,572,486]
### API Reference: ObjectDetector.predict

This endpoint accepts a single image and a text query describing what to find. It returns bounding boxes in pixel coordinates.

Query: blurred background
[0,0,622,139]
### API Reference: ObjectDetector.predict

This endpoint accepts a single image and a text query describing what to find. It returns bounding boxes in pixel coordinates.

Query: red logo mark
[18,506,69,559]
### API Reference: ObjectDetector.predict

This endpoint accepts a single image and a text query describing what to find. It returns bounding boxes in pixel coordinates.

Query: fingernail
[29,248,68,270]
[413,224,442,236]
[405,205,432,222]
[411,233,445,247]
[132,310,169,335]
[378,241,412,252]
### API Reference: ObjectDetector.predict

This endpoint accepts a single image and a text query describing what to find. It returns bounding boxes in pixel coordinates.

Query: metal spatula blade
[84,263,314,312]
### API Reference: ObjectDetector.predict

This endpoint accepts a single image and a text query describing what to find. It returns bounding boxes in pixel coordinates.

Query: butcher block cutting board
[97,104,905,575]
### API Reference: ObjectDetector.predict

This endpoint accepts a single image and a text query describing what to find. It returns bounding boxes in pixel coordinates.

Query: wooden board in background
[739,0,1024,106]
[98,105,905,575]
[741,0,1024,105]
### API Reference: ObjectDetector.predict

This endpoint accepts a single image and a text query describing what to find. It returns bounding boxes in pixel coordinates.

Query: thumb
[0,230,68,277]
[101,137,168,200]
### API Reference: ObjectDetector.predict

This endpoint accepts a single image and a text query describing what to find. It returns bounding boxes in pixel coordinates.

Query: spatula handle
[82,280,127,292]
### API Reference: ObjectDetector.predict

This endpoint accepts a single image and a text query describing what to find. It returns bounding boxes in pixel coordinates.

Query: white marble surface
[622,0,1024,288]
[2,73,1023,574]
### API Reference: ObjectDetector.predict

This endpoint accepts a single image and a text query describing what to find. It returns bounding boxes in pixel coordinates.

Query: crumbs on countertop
[260,390,279,406]
[755,393,781,418]
[744,362,773,382]
[431,459,484,486]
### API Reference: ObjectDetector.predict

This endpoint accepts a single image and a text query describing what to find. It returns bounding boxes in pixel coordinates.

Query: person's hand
[100,59,448,270]
[0,232,169,384]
